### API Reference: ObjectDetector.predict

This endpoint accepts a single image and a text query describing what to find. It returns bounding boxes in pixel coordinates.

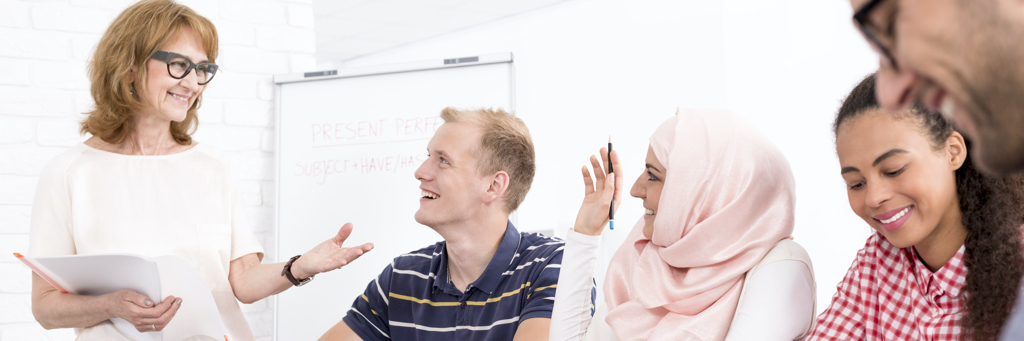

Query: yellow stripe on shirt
[527,284,557,299]
[390,282,555,306]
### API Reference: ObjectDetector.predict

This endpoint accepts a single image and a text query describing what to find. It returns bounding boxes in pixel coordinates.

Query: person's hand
[293,223,374,279]
[573,147,622,236]
[104,289,181,332]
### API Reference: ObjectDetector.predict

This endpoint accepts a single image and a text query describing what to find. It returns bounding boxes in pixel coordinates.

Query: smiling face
[414,122,491,229]
[630,145,665,239]
[849,0,1024,175]
[836,109,966,248]
[134,26,207,125]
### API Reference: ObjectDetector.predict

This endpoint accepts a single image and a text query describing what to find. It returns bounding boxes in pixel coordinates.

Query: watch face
[297,275,313,286]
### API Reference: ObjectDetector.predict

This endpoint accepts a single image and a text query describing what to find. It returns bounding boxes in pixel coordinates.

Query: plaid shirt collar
[905,244,967,299]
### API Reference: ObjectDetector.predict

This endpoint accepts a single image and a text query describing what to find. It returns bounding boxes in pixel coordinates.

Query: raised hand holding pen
[573,146,623,236]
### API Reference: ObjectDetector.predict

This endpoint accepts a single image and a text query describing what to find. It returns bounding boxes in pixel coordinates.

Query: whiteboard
[273,54,515,341]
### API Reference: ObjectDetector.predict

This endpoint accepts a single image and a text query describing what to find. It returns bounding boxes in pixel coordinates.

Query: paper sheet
[17,253,226,341]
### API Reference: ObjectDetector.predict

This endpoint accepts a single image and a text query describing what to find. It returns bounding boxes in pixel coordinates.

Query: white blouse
[549,229,815,341]
[28,143,264,341]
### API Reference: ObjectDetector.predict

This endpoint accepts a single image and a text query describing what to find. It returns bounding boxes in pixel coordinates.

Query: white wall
[0,0,316,340]
[339,0,880,311]
[1,0,888,338]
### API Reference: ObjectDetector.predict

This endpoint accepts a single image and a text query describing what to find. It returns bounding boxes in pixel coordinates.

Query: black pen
[608,137,614,230]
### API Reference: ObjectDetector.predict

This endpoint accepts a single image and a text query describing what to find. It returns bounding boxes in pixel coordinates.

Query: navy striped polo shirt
[343,221,589,340]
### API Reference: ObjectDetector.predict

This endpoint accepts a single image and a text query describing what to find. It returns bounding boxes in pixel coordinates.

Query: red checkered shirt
[808,232,966,341]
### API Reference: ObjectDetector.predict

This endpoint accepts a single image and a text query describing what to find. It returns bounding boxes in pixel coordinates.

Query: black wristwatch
[282,255,314,286]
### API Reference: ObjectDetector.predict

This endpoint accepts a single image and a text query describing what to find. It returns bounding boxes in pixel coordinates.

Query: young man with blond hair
[320,107,583,341]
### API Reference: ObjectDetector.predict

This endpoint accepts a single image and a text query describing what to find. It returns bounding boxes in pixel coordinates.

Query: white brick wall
[0,0,317,340]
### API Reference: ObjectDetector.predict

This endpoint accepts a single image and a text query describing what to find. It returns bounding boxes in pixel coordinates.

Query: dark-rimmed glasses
[150,50,219,85]
[853,0,898,69]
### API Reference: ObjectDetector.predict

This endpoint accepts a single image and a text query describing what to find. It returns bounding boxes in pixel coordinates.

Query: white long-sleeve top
[549,229,815,341]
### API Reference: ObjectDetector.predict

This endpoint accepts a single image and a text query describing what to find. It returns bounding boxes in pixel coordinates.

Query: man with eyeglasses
[849,0,1024,177]
[847,1,1024,339]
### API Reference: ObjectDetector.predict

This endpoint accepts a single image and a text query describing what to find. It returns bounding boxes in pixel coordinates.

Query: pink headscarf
[603,108,796,341]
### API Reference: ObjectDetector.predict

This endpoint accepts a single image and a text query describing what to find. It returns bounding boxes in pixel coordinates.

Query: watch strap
[282,255,313,286]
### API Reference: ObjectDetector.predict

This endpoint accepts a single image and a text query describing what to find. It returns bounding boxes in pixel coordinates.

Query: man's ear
[947,131,967,170]
[482,171,510,206]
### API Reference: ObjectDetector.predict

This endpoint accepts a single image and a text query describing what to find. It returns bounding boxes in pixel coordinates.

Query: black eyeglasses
[853,0,898,69]
[150,50,219,85]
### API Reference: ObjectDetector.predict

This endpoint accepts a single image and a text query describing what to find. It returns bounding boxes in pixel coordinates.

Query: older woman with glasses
[27,1,373,339]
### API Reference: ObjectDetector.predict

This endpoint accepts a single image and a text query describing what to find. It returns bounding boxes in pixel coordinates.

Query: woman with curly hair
[808,74,1024,341]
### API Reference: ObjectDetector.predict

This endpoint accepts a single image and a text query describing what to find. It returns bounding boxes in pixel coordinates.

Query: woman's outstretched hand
[573,147,622,236]
[292,223,374,279]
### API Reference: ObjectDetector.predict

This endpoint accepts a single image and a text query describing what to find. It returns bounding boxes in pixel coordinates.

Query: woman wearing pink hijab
[550,108,816,341]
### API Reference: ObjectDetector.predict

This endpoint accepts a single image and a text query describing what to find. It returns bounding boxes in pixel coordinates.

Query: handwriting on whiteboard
[295,154,428,185]
[310,116,443,148]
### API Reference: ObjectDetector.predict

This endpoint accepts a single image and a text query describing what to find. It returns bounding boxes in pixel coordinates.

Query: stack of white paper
[16,253,227,341]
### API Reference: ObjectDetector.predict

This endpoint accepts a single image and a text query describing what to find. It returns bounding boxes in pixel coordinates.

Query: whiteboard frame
[271,52,515,341]
[273,52,513,84]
